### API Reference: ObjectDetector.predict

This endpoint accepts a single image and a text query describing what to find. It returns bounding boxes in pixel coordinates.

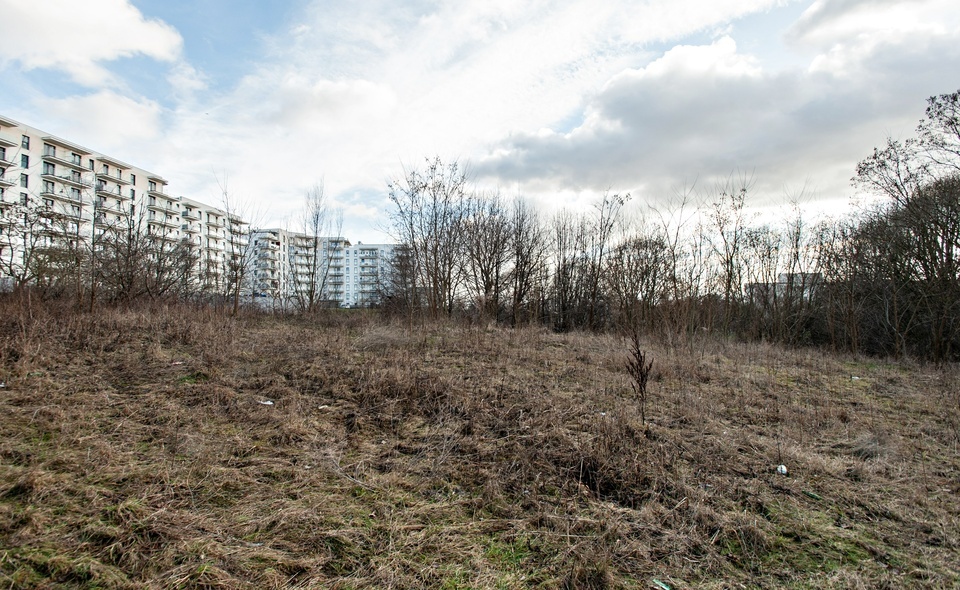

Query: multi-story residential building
[250,228,394,308]
[345,242,396,307]
[0,115,246,293]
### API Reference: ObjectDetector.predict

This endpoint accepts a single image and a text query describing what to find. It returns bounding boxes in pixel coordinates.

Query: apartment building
[0,115,245,292]
[250,228,394,307]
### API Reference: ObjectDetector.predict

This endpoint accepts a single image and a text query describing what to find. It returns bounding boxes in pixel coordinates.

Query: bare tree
[507,196,549,326]
[462,192,511,321]
[708,175,753,332]
[289,182,343,313]
[218,176,258,316]
[387,157,470,317]
[551,208,589,332]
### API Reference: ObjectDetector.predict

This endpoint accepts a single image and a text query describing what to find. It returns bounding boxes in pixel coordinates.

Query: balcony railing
[43,173,90,189]
[95,184,124,198]
[146,200,176,212]
[96,171,131,186]
[41,152,87,171]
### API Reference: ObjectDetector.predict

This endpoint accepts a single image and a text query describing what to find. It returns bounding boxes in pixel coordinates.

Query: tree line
[380,89,960,362]
[3,89,958,360]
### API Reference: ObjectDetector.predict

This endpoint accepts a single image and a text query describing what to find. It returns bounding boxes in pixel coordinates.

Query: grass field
[1,301,958,588]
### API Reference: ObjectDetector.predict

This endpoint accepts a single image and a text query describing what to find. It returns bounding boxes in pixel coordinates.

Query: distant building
[0,114,246,293]
[746,272,822,304]
[249,228,394,307]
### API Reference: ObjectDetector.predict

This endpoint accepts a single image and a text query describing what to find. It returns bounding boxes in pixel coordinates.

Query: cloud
[35,91,163,157]
[475,20,960,209]
[9,0,957,244]
[0,0,182,86]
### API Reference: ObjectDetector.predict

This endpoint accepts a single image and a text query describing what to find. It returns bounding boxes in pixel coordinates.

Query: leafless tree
[507,196,549,326]
[387,157,470,317]
[289,182,343,313]
[462,191,511,321]
[218,176,259,315]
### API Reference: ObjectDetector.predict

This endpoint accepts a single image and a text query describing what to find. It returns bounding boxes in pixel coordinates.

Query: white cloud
[152,0,794,232]
[7,0,958,243]
[35,91,163,157]
[787,0,960,76]
[475,13,960,211]
[0,0,182,86]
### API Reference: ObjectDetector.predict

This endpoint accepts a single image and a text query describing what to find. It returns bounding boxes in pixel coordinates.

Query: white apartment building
[0,114,245,292]
[250,228,395,308]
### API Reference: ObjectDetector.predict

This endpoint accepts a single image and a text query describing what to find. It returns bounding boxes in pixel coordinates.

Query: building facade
[0,115,246,294]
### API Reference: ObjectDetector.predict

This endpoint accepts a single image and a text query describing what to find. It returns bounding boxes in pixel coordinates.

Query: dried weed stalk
[626,328,654,424]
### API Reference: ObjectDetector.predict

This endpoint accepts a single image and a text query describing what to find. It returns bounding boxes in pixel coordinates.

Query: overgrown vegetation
[1,298,957,588]
[379,89,960,362]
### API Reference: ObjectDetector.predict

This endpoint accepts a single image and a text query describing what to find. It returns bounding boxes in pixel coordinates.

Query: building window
[43,181,54,194]
[43,143,54,157]
[129,188,135,199]
[101,164,109,174]
[21,135,29,149]
[43,198,53,208]
[20,192,27,205]
[42,162,54,175]
[19,174,27,188]
[0,146,6,161]
[88,159,94,170]
[20,154,28,168]
[130,173,136,184]
[71,153,82,166]
[70,187,80,200]
[148,180,157,192]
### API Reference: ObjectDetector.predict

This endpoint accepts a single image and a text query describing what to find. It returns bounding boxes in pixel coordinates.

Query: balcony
[43,172,89,190]
[44,190,84,206]
[96,200,124,214]
[41,151,88,171]
[94,213,118,228]
[96,183,125,198]
[0,136,16,148]
[96,171,131,186]
[182,210,198,220]
[0,175,14,188]
[146,200,176,213]
[206,218,224,229]
[148,216,179,229]
[182,223,200,233]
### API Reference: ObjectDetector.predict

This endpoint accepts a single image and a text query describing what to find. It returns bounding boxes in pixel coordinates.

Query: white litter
[776,464,788,476]
[258,400,275,406]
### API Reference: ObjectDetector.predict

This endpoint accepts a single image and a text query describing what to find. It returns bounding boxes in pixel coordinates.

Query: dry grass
[0,297,958,589]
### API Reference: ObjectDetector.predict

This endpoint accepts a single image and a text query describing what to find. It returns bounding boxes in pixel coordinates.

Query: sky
[1,0,958,242]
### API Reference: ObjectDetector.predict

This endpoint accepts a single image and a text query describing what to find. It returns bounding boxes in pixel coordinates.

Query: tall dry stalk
[626,328,654,424]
